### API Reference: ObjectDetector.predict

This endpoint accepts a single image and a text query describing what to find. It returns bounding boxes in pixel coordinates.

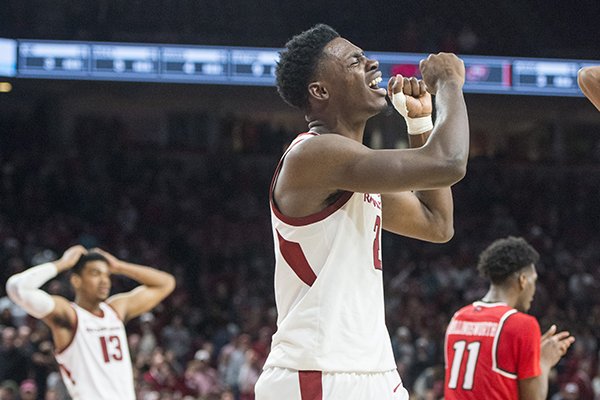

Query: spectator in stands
[0,328,29,385]
[18,380,37,400]
[184,349,222,397]
[238,348,260,400]
[219,333,251,397]
[0,380,18,400]
[161,314,192,364]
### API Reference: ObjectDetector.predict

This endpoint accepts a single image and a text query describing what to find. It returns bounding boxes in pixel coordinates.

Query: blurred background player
[255,24,469,399]
[5,245,176,400]
[578,66,600,111]
[444,236,575,400]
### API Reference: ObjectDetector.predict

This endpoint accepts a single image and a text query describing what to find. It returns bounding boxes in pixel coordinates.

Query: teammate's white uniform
[55,302,135,400]
[255,133,408,400]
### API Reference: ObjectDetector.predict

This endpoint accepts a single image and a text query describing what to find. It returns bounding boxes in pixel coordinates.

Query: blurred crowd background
[1,111,600,399]
[1,1,600,399]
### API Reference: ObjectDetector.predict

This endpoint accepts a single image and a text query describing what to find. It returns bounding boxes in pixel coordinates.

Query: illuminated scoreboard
[1,38,598,97]
[91,44,159,79]
[231,49,279,85]
[19,41,90,77]
[161,46,228,82]
[512,59,581,95]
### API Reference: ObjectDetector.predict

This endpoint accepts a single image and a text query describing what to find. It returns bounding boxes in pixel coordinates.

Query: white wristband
[390,90,433,135]
[406,116,434,135]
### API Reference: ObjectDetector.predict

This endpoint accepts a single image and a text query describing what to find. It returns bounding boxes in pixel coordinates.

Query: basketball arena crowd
[0,110,598,400]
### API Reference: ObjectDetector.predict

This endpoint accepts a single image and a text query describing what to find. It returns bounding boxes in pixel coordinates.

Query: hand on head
[91,248,121,272]
[58,245,88,271]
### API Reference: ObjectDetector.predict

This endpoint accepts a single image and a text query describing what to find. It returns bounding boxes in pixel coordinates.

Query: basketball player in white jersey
[254,24,469,400]
[578,66,600,111]
[5,245,176,400]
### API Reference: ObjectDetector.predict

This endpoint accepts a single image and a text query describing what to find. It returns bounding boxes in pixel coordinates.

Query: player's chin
[368,97,389,115]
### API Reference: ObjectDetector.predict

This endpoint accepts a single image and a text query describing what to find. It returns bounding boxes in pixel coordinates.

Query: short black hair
[72,252,108,275]
[275,24,340,110]
[477,236,540,284]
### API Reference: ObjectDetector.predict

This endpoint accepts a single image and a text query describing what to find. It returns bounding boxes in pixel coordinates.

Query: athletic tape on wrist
[391,90,433,135]
[406,116,433,135]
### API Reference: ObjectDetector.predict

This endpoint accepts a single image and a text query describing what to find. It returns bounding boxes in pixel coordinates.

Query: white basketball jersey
[265,133,396,372]
[54,302,135,400]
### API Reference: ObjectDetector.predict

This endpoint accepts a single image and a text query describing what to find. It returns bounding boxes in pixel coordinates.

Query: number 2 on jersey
[373,215,382,270]
[99,335,123,363]
[448,340,481,390]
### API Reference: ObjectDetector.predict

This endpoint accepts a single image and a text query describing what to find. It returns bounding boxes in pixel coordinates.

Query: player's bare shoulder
[282,133,369,196]
[281,133,368,183]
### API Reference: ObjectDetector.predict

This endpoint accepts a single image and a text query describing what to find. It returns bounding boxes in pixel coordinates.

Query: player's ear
[517,273,527,290]
[70,274,81,290]
[308,81,329,102]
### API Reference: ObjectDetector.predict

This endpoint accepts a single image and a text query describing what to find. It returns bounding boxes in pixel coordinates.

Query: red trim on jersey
[55,305,79,355]
[277,230,317,286]
[272,191,353,226]
[493,309,519,378]
[497,311,541,380]
[269,132,354,227]
[74,302,106,319]
[58,363,76,385]
[299,371,322,400]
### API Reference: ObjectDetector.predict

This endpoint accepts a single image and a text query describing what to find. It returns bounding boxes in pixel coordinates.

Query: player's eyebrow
[348,50,365,59]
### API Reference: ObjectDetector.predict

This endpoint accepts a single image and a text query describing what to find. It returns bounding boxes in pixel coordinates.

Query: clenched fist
[419,53,465,95]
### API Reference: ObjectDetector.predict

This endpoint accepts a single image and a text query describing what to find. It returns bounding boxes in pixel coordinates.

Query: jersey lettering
[99,335,123,363]
[373,215,382,270]
[448,340,481,390]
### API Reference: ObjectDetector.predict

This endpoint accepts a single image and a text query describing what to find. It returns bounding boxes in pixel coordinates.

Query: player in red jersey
[578,66,600,111]
[444,237,575,400]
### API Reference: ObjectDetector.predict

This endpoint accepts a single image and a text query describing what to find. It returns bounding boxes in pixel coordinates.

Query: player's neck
[481,287,517,308]
[307,114,366,142]
[75,297,103,316]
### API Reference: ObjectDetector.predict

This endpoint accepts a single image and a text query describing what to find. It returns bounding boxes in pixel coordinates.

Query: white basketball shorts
[255,367,409,400]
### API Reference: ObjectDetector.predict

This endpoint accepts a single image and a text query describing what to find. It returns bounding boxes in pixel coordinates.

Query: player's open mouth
[367,76,386,95]
[368,76,382,89]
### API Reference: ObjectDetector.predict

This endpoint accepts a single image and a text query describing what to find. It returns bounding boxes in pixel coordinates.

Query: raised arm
[5,245,85,349]
[381,74,458,242]
[96,248,175,323]
[285,53,468,194]
[578,66,600,111]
